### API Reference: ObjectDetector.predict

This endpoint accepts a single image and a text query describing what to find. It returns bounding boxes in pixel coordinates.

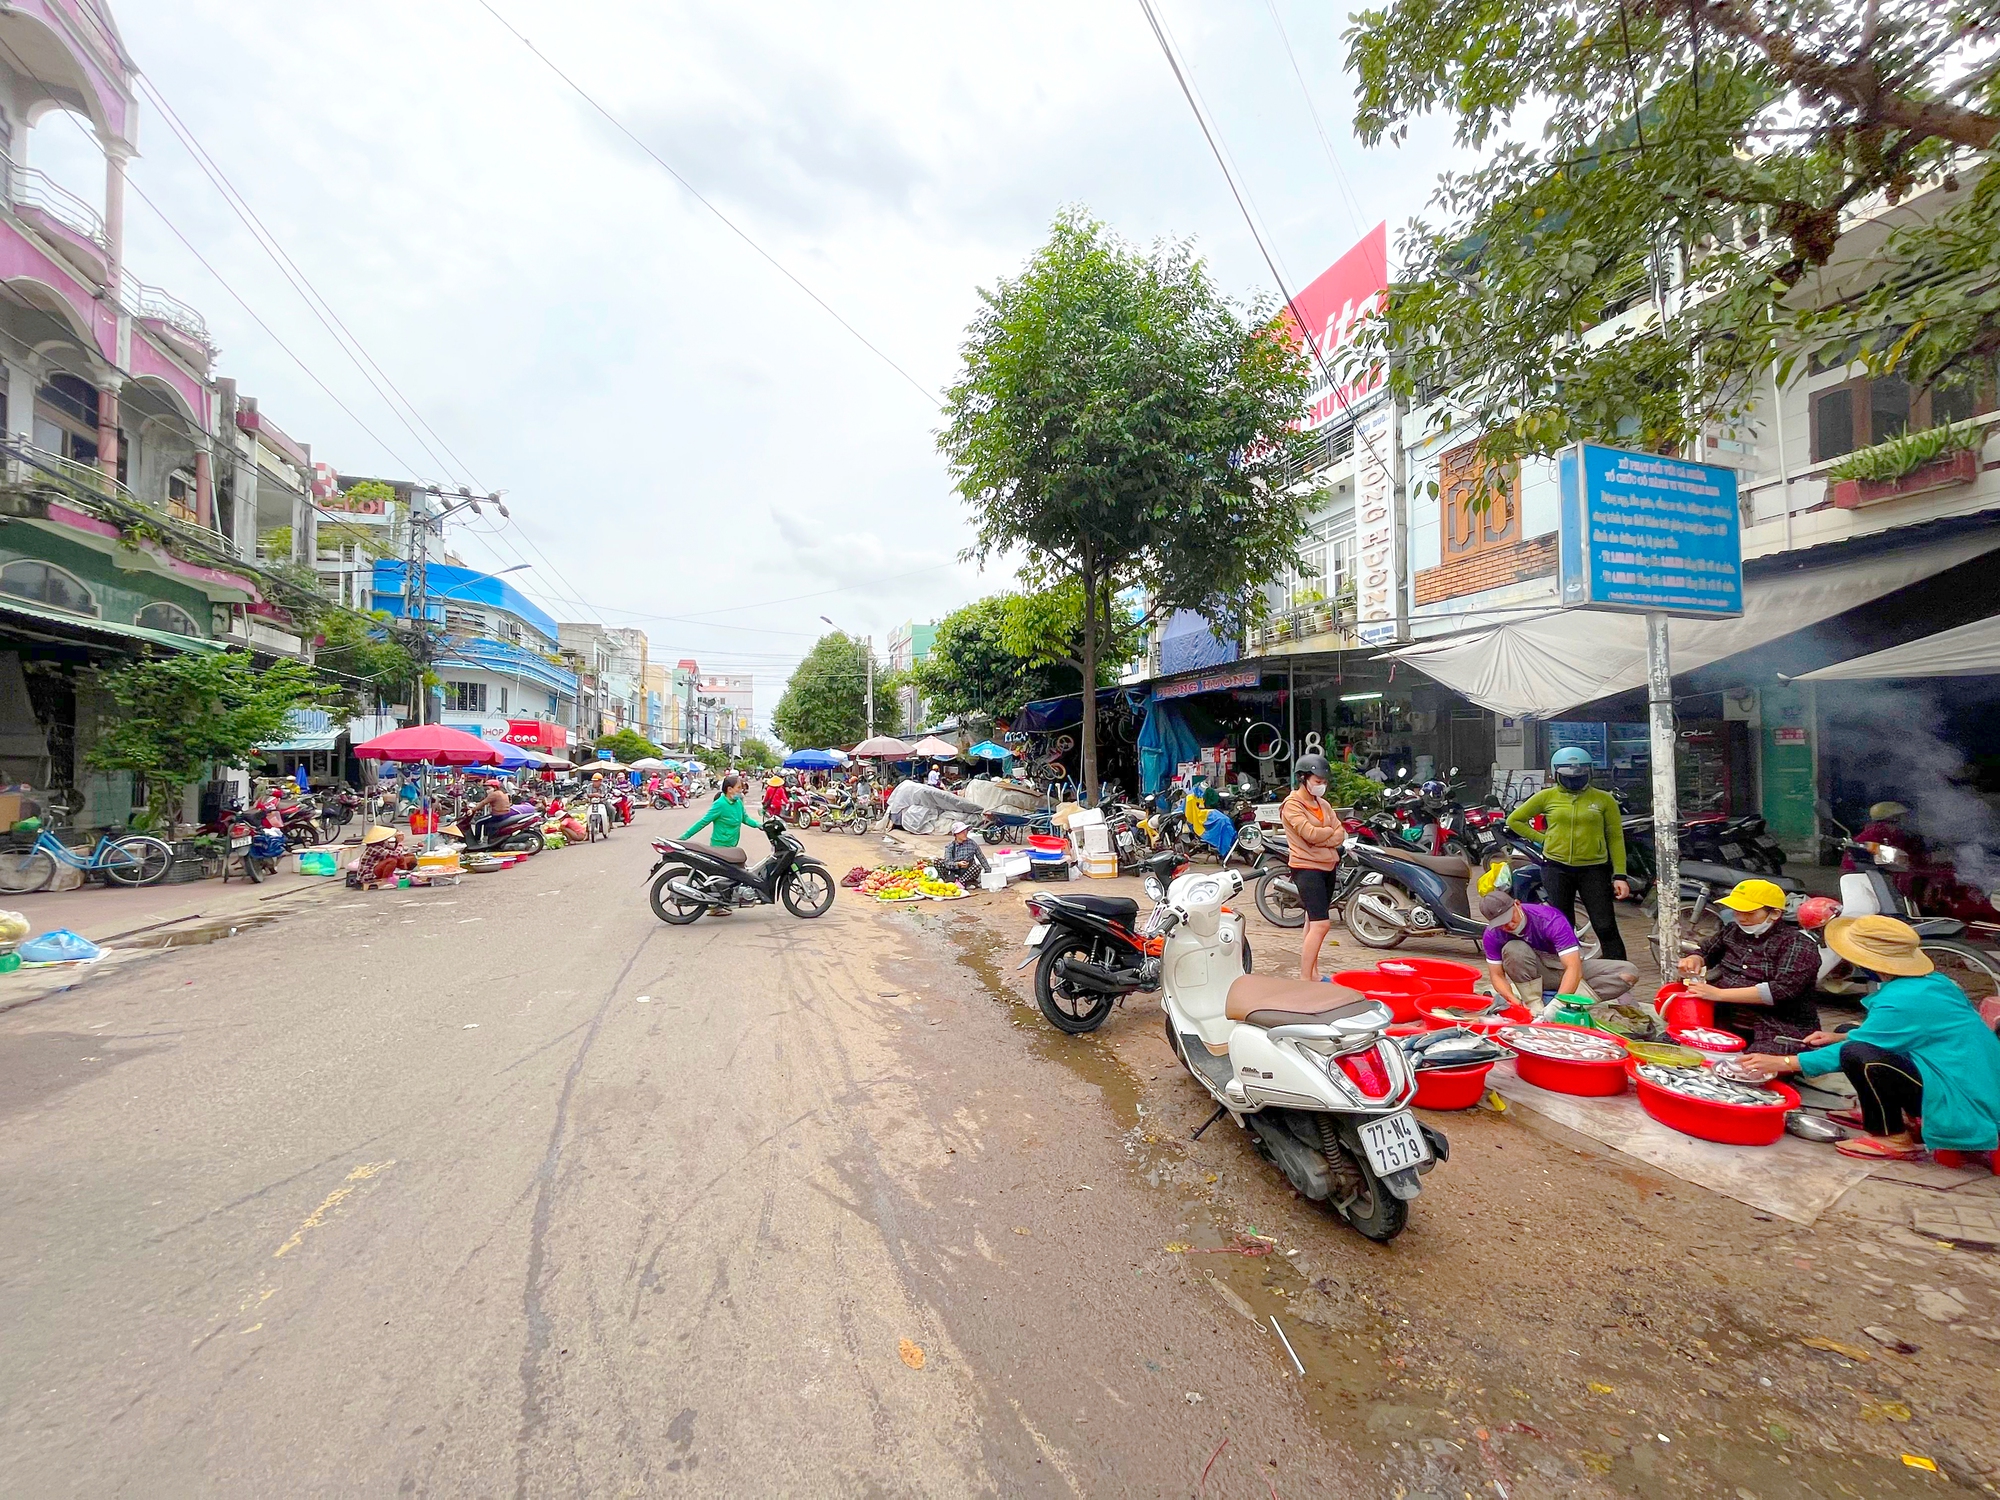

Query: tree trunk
[1079,548,1098,808]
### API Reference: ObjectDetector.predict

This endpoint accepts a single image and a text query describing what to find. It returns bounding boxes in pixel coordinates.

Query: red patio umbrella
[352,724,502,765]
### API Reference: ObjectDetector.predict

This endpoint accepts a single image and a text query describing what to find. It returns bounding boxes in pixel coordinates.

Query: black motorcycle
[647,818,836,924]
[447,804,546,855]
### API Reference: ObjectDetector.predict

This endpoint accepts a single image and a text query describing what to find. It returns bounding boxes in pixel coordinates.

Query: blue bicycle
[0,827,174,892]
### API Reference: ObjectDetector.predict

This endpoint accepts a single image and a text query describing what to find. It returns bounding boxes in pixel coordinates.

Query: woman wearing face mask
[1281,753,1346,980]
[1505,746,1631,961]
[1674,878,1822,1050]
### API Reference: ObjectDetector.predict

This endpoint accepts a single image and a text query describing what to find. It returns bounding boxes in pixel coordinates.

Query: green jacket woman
[1504,747,1631,961]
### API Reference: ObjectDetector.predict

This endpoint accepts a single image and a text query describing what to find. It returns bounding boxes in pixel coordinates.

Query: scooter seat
[1390,849,1475,879]
[1045,893,1139,924]
[1679,860,1803,893]
[1225,973,1375,1028]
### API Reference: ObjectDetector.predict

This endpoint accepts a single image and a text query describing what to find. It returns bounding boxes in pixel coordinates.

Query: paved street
[3,826,1997,1497]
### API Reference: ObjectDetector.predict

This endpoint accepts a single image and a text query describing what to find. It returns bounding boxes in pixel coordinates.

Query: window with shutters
[1437,440,1521,561]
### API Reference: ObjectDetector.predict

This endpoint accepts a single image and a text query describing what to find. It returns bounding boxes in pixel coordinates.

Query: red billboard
[503,718,568,751]
[1288,223,1388,431]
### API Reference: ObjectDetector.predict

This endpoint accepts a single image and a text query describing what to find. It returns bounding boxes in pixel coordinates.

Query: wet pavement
[0,824,1992,1496]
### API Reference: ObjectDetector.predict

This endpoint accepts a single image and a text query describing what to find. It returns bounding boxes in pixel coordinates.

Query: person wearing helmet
[1504,746,1631,961]
[1843,799,1927,891]
[1674,877,1822,1050]
[1281,753,1346,980]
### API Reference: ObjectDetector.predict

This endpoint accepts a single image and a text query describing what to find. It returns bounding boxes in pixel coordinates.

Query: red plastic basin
[1655,983,1714,1032]
[1330,969,1430,1023]
[1379,956,1483,993]
[1669,1026,1746,1054]
[1502,1022,1630,1097]
[1626,1059,1797,1145]
[1416,994,1533,1034]
[1413,1061,1494,1110]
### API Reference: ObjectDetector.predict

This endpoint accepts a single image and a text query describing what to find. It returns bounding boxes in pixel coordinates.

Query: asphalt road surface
[3,826,1991,1498]
[0,829,1359,1497]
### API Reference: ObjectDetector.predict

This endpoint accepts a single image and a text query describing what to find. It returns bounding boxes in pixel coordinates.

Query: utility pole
[402,485,509,725]
[865,635,874,738]
[1647,614,1681,964]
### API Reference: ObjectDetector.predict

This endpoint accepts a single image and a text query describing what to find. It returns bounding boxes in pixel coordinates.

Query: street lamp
[820,615,873,737]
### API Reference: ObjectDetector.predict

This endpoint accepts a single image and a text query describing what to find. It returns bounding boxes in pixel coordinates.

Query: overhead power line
[476,0,937,407]
[1260,0,1373,249]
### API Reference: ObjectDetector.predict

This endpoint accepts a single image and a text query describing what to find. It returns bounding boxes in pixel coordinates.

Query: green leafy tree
[314,610,416,712]
[940,209,1314,802]
[1341,0,2000,477]
[590,727,665,763]
[915,596,1064,722]
[772,631,871,749]
[738,736,778,770]
[999,581,1148,694]
[86,652,334,831]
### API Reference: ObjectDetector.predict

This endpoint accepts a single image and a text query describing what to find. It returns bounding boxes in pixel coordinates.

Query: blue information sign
[1557,443,1742,617]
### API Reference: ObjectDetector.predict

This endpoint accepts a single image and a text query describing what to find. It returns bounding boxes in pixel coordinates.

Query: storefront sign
[1558,443,1742,617]
[1773,727,1807,746]
[1289,224,1388,431]
[1154,668,1260,701]
[1353,404,1397,644]
[502,718,568,750]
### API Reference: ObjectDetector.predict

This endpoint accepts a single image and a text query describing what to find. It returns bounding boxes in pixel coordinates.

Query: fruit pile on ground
[917,875,966,898]
[859,866,926,900]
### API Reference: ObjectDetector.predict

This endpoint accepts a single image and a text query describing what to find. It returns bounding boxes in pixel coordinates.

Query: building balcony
[0,152,108,282]
[1244,599,1360,656]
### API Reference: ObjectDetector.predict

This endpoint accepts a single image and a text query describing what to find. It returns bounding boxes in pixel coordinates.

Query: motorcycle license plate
[1024,923,1049,947]
[1358,1110,1431,1176]
[1720,842,1744,859]
[230,836,251,850]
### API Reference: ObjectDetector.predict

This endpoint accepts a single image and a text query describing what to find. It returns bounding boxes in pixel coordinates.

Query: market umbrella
[630,757,669,770]
[783,748,844,770]
[352,724,502,766]
[589,761,631,774]
[487,742,534,770]
[966,740,1011,761]
[851,734,915,758]
[909,735,961,759]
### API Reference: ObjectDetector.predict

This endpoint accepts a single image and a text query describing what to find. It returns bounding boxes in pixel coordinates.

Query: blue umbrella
[486,741,534,770]
[966,740,1011,761]
[783,748,844,770]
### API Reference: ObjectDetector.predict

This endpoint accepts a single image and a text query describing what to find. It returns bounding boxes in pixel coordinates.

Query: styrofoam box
[1067,807,1106,829]
[1079,824,1112,853]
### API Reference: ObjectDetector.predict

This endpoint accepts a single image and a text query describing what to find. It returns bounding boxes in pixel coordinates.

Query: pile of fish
[1635,1062,1779,1107]
[1400,1026,1507,1071]
[1671,1026,1745,1051]
[1425,997,1512,1024]
[1496,1025,1625,1063]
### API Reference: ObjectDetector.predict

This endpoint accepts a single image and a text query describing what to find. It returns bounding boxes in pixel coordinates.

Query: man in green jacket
[1505,747,1631,961]
[1737,915,2000,1163]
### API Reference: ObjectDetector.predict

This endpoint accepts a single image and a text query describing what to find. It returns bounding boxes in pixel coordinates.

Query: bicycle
[0,827,174,892]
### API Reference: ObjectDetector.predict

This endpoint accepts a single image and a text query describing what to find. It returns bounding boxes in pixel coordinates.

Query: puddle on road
[122,914,279,949]
[924,912,1971,1499]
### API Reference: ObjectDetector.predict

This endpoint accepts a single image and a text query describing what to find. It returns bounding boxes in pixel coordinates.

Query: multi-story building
[375,559,576,741]
[696,672,754,751]
[887,619,936,733]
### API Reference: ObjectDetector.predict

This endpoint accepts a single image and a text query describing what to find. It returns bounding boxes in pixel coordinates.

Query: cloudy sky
[36,0,1468,733]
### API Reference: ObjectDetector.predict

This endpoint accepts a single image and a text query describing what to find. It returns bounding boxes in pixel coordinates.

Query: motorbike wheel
[104,835,174,887]
[503,830,546,856]
[238,849,263,884]
[1922,940,2000,1005]
[1332,1151,1409,1243]
[649,863,709,925]
[1342,885,1412,949]
[1443,835,1481,865]
[1034,938,1116,1034]
[1254,866,1305,929]
[780,867,836,918]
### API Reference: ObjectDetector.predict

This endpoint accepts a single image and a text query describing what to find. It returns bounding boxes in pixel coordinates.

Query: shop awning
[1794,614,2000,681]
[1385,531,2000,719]
[259,730,340,753]
[0,597,225,654]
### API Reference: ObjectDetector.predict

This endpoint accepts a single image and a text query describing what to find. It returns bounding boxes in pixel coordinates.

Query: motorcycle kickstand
[1190,1104,1229,1141]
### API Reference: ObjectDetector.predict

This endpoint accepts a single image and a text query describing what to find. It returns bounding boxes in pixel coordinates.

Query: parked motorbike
[1015,852,1229,1033]
[219,809,284,883]
[646,818,836,924]
[316,787,360,838]
[254,789,325,850]
[1339,843,1489,950]
[443,804,547,855]
[1157,865,1447,1242]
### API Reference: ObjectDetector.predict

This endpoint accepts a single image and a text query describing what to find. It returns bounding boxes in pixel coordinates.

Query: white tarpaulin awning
[1386,531,2000,719]
[1795,613,2000,682]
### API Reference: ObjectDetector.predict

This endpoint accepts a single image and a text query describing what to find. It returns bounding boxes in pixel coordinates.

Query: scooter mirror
[1142,875,1164,902]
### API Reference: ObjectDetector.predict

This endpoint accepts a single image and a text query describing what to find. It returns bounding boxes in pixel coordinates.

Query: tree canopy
[737,736,778,770]
[590,727,665,763]
[916,595,1072,723]
[87,652,333,830]
[314,610,417,712]
[1341,0,2000,470]
[939,209,1314,800]
[772,632,871,749]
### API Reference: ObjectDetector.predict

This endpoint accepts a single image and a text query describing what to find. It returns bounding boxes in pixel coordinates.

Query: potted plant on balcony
[1827,420,1987,509]
[1333,579,1357,621]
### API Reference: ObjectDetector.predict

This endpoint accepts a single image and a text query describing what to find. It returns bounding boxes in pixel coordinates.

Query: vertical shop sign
[1354,404,1396,643]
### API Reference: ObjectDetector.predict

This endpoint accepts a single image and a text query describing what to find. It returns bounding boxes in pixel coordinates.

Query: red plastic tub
[1668,1026,1745,1055]
[1028,834,1068,853]
[1416,994,1533,1034]
[1499,1022,1630,1097]
[1331,969,1430,1023]
[1655,983,1714,1032]
[1379,956,1482,993]
[1413,1060,1494,1110]
[1625,1059,1798,1145]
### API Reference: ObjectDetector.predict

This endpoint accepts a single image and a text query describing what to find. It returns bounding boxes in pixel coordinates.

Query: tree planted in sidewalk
[1340,0,2000,475]
[314,610,416,712]
[86,652,334,831]
[590,727,665,764]
[772,631,871,750]
[939,210,1314,802]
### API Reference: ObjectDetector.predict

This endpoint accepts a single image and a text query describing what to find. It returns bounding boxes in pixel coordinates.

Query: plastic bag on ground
[19,928,103,963]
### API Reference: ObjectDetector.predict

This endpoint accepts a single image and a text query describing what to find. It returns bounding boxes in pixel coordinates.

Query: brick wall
[1413,532,1557,606]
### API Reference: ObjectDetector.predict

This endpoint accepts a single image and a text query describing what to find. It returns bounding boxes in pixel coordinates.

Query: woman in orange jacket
[1280,754,1346,980]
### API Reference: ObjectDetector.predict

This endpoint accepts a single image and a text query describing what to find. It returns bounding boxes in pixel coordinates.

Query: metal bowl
[1785,1111,1848,1143]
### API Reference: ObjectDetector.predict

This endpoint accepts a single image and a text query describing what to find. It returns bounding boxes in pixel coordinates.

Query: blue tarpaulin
[1013,687,1143,733]
[1137,696,1201,797]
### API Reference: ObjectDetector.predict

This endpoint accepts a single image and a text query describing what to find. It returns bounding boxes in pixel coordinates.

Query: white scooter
[1148,864,1448,1242]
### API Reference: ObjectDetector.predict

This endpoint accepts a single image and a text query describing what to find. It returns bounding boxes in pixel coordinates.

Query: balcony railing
[119,277,212,349]
[1247,598,1357,650]
[0,152,108,249]
[1280,420,1356,489]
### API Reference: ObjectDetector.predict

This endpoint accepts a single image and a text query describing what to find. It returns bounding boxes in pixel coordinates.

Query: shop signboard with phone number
[1557,443,1742,618]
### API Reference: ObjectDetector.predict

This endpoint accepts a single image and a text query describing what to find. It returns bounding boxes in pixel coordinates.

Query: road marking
[273,1161,396,1258]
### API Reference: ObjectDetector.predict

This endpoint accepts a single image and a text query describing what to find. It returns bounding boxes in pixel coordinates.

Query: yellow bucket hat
[1824,914,1933,977]
[1716,878,1789,913]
